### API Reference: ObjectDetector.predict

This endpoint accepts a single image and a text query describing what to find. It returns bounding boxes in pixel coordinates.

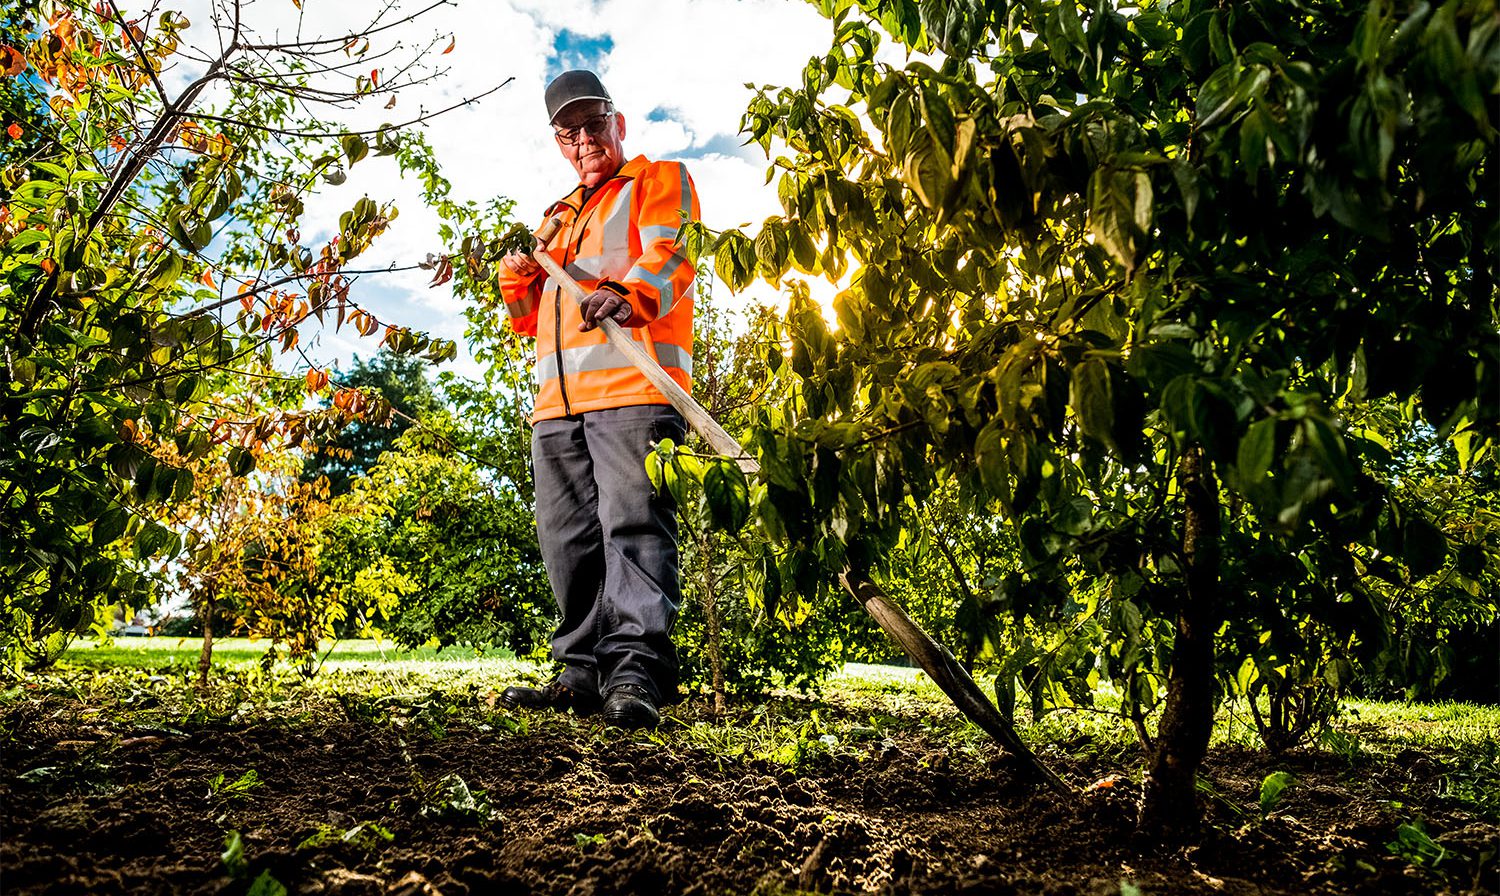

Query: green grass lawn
[57,636,1500,759]
[65,636,519,671]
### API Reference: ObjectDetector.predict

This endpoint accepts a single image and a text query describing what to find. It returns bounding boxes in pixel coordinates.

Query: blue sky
[546,30,616,80]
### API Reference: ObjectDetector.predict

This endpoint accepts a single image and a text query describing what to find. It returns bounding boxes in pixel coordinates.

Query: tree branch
[237,0,454,52]
[188,78,513,138]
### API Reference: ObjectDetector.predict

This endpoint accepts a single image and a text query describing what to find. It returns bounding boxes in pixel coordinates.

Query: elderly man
[495,70,699,730]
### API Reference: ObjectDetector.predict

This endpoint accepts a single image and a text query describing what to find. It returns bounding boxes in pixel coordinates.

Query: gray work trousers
[531,405,685,703]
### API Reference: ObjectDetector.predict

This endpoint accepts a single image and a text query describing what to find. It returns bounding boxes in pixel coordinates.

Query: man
[494,70,699,730]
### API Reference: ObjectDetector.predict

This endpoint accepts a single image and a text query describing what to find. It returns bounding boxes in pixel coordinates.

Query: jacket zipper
[549,173,630,417]
[547,196,583,417]
[553,279,570,416]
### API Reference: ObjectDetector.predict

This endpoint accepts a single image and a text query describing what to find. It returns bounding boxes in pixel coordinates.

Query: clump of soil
[1,696,1492,895]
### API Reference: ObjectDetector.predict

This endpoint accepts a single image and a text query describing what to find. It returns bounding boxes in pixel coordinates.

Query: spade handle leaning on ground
[529,217,1071,796]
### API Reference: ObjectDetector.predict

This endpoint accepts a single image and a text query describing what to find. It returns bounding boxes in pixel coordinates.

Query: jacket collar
[549,155,650,216]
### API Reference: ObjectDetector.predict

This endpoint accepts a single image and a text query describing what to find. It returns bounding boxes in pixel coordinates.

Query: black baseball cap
[545,70,612,122]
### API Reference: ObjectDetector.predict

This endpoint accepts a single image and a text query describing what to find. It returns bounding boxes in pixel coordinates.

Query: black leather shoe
[602,684,660,730]
[499,681,600,715]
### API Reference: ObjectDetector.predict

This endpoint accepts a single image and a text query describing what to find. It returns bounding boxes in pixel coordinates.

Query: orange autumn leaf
[0,46,26,76]
[6,122,21,140]
[200,269,215,288]
[443,36,455,54]
[370,68,379,86]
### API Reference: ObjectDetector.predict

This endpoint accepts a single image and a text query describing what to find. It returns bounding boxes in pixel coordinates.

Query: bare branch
[187,78,513,138]
[237,0,453,52]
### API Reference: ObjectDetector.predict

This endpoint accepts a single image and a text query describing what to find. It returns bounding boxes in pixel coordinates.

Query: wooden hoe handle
[530,217,754,472]
[529,217,1070,795]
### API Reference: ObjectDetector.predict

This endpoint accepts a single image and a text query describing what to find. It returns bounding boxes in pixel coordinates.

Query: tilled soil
[1,698,1494,896]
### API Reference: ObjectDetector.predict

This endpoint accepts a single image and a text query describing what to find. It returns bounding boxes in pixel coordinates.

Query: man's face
[553,100,626,188]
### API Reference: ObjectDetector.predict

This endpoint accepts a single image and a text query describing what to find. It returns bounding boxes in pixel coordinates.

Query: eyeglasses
[553,112,615,145]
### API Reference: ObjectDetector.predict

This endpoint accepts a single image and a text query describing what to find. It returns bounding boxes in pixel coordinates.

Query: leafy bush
[320,423,550,654]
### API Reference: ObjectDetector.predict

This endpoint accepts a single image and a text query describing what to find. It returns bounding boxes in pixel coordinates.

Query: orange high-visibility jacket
[498,155,699,422]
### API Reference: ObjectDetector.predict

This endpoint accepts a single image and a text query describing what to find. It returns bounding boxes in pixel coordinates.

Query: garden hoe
[530,217,1071,796]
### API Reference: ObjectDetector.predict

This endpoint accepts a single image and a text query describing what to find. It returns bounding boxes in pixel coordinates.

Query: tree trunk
[1138,446,1221,838]
[196,595,214,690]
[698,533,727,714]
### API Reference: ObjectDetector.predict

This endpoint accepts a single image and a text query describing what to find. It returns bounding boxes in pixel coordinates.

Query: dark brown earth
[2,694,1494,896]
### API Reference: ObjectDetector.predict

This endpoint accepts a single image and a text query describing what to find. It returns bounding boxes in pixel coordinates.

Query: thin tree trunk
[698,532,727,714]
[1125,668,1155,752]
[1138,446,1221,837]
[196,594,214,689]
[930,523,981,672]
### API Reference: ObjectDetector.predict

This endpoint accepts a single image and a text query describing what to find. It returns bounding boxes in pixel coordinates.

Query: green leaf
[33,160,71,180]
[1237,417,1278,486]
[175,375,202,404]
[1196,63,1243,129]
[134,455,158,501]
[1259,771,1294,814]
[228,446,256,477]
[148,252,185,290]
[644,449,664,492]
[246,870,287,896]
[342,134,369,166]
[92,507,128,547]
[1454,543,1485,578]
[754,221,788,280]
[788,220,818,272]
[1170,159,1199,225]
[1208,11,1233,64]
[1089,168,1150,271]
[903,141,949,211]
[6,229,48,251]
[919,83,956,163]
[1302,417,1354,494]
[152,463,177,505]
[173,467,195,502]
[701,458,751,533]
[1056,0,1087,53]
[221,830,247,878]
[1070,359,1116,449]
[133,522,165,559]
[975,421,1009,498]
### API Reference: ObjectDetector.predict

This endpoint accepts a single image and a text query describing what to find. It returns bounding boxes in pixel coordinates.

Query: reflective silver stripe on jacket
[536,341,693,384]
[679,163,694,214]
[639,223,680,244]
[542,252,634,295]
[601,181,633,253]
[624,254,691,316]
